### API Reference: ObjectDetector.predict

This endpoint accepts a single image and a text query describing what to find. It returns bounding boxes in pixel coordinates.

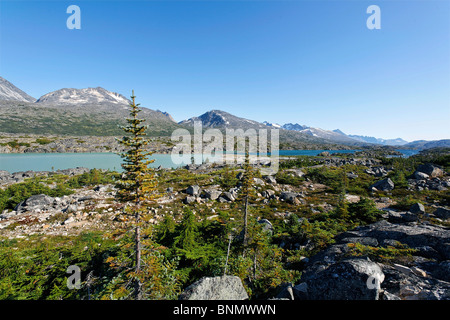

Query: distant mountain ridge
[345,134,408,146]
[0,76,179,136]
[179,110,366,148]
[179,110,268,130]
[0,76,446,149]
[403,139,450,150]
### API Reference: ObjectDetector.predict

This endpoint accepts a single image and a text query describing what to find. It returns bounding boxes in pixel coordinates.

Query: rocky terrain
[0,150,449,300]
[0,133,174,154]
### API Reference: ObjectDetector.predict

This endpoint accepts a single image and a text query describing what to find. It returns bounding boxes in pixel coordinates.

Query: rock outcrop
[294,220,450,300]
[179,275,248,300]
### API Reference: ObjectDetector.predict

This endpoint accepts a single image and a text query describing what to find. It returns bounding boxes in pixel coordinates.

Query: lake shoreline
[0,149,419,175]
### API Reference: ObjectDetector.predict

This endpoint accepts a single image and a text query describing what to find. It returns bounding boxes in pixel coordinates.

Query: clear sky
[0,0,449,141]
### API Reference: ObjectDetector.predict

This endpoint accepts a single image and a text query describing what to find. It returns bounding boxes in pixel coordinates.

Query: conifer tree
[113,90,159,300]
[239,149,257,247]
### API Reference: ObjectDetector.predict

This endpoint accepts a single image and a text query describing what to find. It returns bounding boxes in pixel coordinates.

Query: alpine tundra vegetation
[1,130,449,299]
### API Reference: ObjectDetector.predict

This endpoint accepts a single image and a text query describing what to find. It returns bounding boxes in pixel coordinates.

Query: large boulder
[14,194,54,212]
[416,163,443,178]
[179,276,248,300]
[296,220,450,300]
[414,171,429,180]
[409,203,425,215]
[186,185,201,196]
[300,258,385,300]
[370,178,394,191]
[203,189,222,201]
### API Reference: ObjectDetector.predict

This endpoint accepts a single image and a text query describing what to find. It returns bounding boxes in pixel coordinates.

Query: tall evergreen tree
[113,91,159,300]
[239,150,257,247]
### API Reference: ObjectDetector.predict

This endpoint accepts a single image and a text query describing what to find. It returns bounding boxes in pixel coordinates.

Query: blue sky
[0,0,449,141]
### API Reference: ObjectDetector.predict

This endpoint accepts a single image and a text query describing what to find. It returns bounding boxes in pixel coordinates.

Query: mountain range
[0,76,447,149]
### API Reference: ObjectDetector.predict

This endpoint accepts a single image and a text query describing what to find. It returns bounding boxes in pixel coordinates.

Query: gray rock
[416,163,443,178]
[203,189,222,201]
[382,291,401,300]
[179,275,248,300]
[414,171,429,180]
[217,197,228,203]
[346,173,359,179]
[280,192,299,204]
[370,178,395,191]
[253,178,265,185]
[78,196,94,202]
[386,210,419,223]
[433,207,450,220]
[340,237,379,247]
[293,282,308,300]
[15,194,54,212]
[302,258,385,300]
[410,203,425,215]
[183,196,196,204]
[186,185,201,196]
[285,169,305,178]
[274,283,294,300]
[264,176,277,184]
[94,185,109,192]
[402,211,419,222]
[63,216,76,225]
[221,192,235,202]
[261,189,275,199]
[64,204,78,213]
[229,187,240,198]
[302,220,450,300]
[258,219,273,233]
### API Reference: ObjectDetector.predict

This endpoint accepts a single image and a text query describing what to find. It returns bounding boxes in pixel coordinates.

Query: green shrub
[347,242,418,263]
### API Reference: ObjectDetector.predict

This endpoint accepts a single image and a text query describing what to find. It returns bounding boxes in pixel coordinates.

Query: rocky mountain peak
[0,76,36,103]
[36,87,131,105]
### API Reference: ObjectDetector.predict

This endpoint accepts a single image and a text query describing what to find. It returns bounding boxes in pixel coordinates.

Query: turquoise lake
[0,150,418,173]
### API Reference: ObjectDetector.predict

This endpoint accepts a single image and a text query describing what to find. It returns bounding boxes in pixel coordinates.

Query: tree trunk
[243,195,249,246]
[134,199,142,300]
